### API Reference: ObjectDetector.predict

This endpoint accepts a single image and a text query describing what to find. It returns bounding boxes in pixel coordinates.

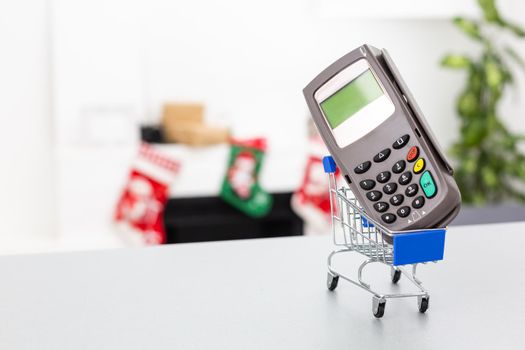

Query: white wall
[0,1,56,243]
[53,0,525,151]
[52,0,475,150]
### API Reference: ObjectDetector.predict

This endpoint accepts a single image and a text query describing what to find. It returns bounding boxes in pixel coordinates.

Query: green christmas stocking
[220,138,273,217]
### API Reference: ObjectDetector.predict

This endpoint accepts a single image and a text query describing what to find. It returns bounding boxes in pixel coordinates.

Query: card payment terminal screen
[320,70,383,129]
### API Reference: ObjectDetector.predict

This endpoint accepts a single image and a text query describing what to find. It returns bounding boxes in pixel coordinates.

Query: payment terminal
[303,44,461,231]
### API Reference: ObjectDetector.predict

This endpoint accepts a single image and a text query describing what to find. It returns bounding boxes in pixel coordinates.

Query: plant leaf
[504,46,525,71]
[478,0,525,37]
[458,91,479,118]
[463,118,487,146]
[453,17,483,41]
[482,166,498,188]
[477,0,501,23]
[504,22,525,37]
[441,54,472,69]
[484,59,505,89]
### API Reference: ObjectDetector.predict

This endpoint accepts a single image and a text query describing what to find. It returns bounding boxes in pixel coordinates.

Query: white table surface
[1,222,524,349]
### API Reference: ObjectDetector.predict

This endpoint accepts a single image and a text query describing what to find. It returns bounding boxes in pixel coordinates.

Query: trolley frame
[323,156,446,317]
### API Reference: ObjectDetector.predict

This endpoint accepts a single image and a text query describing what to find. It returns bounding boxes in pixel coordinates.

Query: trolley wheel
[327,273,339,291]
[391,268,402,284]
[418,295,430,313]
[372,297,386,318]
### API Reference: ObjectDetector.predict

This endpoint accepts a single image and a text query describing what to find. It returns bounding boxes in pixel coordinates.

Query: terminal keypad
[354,134,438,225]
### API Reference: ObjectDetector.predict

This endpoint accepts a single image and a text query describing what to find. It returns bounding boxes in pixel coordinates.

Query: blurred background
[1,0,524,254]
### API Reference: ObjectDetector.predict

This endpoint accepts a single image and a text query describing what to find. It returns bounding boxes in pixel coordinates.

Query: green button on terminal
[420,170,437,198]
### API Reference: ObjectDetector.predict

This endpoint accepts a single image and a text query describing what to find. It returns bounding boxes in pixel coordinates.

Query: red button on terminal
[407,146,419,162]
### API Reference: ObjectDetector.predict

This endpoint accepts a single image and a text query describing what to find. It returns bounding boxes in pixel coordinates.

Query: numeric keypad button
[392,160,406,174]
[393,134,410,149]
[373,201,389,213]
[381,213,397,224]
[407,146,419,162]
[397,206,411,218]
[376,171,391,184]
[413,158,426,174]
[383,182,397,195]
[366,191,382,202]
[354,161,371,174]
[373,148,391,163]
[390,194,404,206]
[398,171,412,185]
[412,196,425,209]
[405,184,419,197]
[420,170,437,198]
[359,179,376,191]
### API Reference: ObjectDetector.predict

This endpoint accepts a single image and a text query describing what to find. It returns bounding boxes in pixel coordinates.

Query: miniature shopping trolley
[322,156,447,318]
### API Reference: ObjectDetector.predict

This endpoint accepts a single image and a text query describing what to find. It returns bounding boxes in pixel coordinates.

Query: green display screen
[320,70,383,129]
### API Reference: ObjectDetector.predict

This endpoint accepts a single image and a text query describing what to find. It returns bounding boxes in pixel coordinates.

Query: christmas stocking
[114,143,181,245]
[220,138,272,217]
[292,135,340,233]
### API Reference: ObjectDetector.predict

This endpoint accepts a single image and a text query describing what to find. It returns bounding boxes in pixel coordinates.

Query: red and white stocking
[114,143,181,245]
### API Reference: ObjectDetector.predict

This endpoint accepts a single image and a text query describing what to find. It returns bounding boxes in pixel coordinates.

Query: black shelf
[164,192,303,243]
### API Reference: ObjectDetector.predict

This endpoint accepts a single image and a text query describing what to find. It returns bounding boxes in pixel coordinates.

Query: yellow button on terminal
[413,158,425,174]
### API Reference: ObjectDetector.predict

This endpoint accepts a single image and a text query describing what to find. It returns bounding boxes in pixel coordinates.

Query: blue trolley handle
[322,156,337,173]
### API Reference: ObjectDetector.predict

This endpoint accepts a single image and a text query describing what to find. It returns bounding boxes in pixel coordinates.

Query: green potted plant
[441,0,525,209]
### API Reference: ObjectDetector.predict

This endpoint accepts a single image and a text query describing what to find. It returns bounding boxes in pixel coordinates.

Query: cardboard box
[162,103,204,125]
[166,124,230,146]
[161,103,229,145]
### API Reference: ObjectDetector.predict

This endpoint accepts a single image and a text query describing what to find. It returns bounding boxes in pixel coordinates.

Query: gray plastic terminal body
[303,44,461,231]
